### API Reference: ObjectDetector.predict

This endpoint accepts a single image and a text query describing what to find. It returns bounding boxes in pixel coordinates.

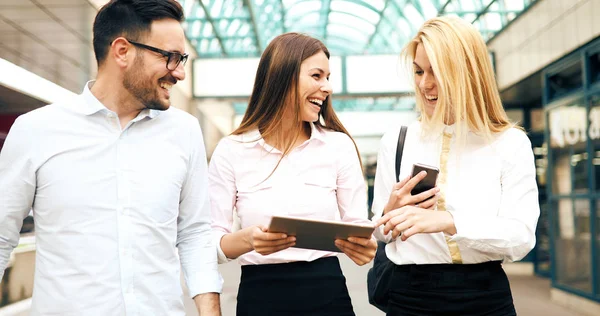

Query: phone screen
[410,163,439,196]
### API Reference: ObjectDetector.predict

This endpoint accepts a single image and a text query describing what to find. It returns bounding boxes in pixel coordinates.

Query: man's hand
[193,293,221,315]
[384,172,439,214]
[376,206,456,241]
[335,237,377,266]
[244,226,296,256]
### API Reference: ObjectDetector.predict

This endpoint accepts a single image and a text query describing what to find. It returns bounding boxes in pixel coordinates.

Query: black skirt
[236,256,355,316]
[387,261,516,316]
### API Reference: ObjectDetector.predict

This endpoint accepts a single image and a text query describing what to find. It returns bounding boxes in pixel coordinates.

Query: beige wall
[488,0,600,90]
[7,250,34,304]
[169,39,197,114]
[0,247,35,308]
[195,99,237,158]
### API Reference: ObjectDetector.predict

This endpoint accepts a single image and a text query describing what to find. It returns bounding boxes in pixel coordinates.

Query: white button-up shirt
[372,122,540,264]
[0,83,221,316]
[209,124,369,265]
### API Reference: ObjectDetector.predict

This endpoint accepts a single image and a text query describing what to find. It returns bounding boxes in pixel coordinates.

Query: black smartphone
[410,163,439,196]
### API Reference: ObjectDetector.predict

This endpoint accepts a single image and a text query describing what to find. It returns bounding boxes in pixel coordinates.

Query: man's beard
[123,56,170,111]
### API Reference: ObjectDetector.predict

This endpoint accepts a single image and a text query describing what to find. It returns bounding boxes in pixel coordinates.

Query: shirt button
[107,113,115,118]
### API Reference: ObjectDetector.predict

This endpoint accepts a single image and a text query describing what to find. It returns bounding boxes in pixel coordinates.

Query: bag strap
[395,126,408,182]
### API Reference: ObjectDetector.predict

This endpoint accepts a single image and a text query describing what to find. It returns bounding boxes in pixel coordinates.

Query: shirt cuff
[215,232,233,264]
[446,209,473,243]
[186,266,223,297]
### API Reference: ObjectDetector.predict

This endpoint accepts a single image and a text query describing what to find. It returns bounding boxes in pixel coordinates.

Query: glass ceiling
[178,0,538,58]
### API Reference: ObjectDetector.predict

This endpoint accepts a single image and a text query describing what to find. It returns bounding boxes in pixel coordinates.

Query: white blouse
[372,121,540,265]
[209,123,369,265]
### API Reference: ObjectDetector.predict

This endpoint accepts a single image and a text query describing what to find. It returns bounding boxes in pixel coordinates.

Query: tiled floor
[509,274,585,316]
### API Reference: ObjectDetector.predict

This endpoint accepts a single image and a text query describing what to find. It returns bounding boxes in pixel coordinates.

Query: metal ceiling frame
[242,0,263,51]
[178,0,537,58]
[196,0,227,55]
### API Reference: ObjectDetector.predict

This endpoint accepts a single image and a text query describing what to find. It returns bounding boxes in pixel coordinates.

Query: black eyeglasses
[127,39,188,71]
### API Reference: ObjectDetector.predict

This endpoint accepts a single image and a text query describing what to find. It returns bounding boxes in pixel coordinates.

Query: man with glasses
[0,0,221,315]
[127,39,189,71]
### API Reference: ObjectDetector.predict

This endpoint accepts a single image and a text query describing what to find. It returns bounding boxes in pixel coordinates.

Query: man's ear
[111,37,132,68]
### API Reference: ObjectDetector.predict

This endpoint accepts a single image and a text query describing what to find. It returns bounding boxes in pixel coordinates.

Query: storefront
[544,35,600,303]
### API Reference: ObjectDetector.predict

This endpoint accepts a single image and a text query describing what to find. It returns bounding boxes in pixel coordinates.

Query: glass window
[590,94,600,191]
[531,108,545,133]
[553,198,592,293]
[589,50,600,86]
[535,199,551,275]
[505,109,523,125]
[596,200,600,297]
[532,136,550,275]
[547,60,583,101]
[534,145,547,186]
[549,101,589,195]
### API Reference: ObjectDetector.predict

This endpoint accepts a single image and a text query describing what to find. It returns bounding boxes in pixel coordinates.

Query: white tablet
[268,215,375,252]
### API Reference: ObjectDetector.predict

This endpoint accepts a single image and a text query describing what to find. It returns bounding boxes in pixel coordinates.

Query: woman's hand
[384,171,440,214]
[375,206,457,241]
[335,237,377,266]
[244,226,296,256]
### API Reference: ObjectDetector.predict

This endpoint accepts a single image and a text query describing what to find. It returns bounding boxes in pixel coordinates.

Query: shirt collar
[241,129,263,148]
[443,124,456,134]
[442,121,470,135]
[309,122,327,143]
[241,122,327,149]
[79,80,161,120]
[79,81,107,116]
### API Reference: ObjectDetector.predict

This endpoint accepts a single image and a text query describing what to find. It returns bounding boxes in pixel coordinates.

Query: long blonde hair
[402,16,514,140]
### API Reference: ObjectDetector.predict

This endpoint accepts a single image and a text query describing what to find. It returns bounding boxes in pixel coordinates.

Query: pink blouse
[209,123,368,265]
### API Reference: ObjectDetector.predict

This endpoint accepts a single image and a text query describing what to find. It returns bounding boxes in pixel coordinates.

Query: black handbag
[367,125,407,313]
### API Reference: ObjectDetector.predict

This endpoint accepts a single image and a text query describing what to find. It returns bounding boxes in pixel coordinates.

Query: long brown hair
[233,32,362,170]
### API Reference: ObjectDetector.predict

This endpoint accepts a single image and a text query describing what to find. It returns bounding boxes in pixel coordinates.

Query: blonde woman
[373,16,540,315]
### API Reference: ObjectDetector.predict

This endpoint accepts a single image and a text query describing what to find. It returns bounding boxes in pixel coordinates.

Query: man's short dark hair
[93,0,184,67]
